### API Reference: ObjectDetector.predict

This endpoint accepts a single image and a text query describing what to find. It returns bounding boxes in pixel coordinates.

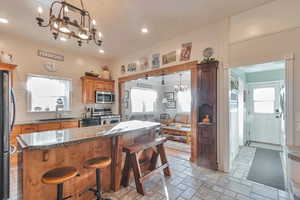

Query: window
[130,88,157,113]
[177,89,191,112]
[253,87,275,113]
[27,74,72,112]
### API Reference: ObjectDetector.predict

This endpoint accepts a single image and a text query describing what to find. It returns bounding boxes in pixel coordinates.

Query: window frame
[130,87,157,114]
[27,74,73,113]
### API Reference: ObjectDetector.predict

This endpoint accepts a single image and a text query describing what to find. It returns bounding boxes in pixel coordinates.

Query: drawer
[38,122,61,132]
[21,125,38,134]
[61,120,79,129]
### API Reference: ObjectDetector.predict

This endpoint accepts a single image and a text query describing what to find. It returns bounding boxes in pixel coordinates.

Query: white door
[248,82,281,145]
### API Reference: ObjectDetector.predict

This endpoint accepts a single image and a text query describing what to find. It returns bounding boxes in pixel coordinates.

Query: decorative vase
[102,70,110,79]
[0,51,13,64]
[202,115,210,124]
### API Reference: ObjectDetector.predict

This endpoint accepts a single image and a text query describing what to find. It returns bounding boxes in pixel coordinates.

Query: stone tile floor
[9,146,290,200]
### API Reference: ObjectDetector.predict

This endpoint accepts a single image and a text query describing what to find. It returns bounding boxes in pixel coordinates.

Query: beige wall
[0,32,111,123]
[111,19,230,113]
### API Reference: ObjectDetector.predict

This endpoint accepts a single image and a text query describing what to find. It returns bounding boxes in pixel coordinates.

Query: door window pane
[253,88,275,101]
[254,102,274,113]
[253,87,275,113]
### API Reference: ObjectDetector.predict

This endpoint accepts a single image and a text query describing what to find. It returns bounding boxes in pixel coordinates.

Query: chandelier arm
[80,0,85,11]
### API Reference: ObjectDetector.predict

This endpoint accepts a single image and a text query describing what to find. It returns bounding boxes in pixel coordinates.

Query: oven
[96,91,115,104]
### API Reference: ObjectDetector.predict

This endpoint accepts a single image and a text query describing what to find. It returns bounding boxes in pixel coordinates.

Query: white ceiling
[0,0,274,60]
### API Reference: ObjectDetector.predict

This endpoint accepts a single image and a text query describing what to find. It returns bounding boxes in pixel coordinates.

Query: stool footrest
[140,163,169,182]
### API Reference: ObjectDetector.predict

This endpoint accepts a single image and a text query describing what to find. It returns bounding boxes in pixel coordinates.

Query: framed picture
[139,57,149,71]
[165,92,174,101]
[152,53,160,69]
[162,51,176,65]
[180,42,192,61]
[127,63,137,72]
[121,65,126,74]
[166,101,176,109]
[125,90,129,99]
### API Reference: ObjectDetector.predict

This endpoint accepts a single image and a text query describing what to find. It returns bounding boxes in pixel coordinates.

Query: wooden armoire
[197,61,218,170]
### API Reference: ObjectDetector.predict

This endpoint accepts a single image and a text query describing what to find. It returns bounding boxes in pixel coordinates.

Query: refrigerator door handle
[11,88,16,131]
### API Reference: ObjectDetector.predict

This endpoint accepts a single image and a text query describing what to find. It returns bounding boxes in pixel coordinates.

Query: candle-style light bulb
[38,6,43,14]
[92,19,96,26]
[64,6,69,12]
[98,32,102,39]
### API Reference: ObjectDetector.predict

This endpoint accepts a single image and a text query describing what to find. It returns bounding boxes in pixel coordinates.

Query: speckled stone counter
[17,120,161,150]
[17,120,161,200]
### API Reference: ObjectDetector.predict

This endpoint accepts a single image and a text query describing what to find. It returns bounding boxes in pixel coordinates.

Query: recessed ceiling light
[0,18,8,24]
[99,49,104,54]
[141,28,148,34]
[60,37,67,42]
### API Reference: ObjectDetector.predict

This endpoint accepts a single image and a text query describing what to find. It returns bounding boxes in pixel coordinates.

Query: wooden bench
[121,137,171,195]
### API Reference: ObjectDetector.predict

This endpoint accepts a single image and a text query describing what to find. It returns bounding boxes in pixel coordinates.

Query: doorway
[229,61,287,191]
[121,70,192,160]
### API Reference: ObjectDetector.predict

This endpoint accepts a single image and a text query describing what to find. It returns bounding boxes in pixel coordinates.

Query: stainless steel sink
[37,117,76,122]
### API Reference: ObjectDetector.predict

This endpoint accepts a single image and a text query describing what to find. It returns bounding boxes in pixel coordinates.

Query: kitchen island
[17,120,160,200]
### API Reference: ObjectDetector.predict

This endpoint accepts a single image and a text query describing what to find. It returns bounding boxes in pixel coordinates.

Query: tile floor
[9,146,290,200]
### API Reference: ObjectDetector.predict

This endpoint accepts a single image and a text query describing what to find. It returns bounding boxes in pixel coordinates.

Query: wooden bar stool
[84,157,112,200]
[121,137,171,195]
[42,166,78,200]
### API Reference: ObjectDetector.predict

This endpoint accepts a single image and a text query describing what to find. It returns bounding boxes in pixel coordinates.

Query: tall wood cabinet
[197,61,218,170]
[81,76,115,104]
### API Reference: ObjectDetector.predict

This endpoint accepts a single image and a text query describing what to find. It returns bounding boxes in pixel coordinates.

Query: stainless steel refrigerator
[0,70,16,200]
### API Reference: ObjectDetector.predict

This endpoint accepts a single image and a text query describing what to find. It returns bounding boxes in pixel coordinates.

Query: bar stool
[84,157,112,200]
[121,137,171,195]
[42,166,78,200]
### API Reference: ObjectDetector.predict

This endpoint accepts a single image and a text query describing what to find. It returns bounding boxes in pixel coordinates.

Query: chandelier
[36,0,103,47]
[174,73,188,92]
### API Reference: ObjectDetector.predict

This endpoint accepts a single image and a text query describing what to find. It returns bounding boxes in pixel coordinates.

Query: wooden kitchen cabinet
[38,122,61,132]
[61,120,79,129]
[81,76,115,104]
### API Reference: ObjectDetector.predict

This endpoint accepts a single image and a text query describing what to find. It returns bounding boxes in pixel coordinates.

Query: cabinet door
[21,124,38,134]
[197,125,217,169]
[105,82,114,92]
[38,122,61,132]
[94,81,104,91]
[61,120,79,129]
[83,79,95,104]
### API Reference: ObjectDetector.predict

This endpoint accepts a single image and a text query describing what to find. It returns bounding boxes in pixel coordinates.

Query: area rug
[247,148,285,190]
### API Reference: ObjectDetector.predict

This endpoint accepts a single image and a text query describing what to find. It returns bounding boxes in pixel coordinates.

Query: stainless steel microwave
[95,91,115,104]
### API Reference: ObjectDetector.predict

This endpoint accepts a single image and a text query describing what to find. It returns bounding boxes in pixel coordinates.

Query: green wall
[246,69,284,83]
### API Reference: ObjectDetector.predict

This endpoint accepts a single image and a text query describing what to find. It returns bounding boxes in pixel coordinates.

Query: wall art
[180,42,192,61]
[121,65,126,74]
[127,62,137,72]
[165,92,174,101]
[166,101,176,109]
[37,49,64,61]
[162,51,176,65]
[152,53,160,69]
[139,57,149,71]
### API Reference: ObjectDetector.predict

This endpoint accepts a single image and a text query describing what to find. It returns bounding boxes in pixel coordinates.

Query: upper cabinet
[81,76,115,104]
[0,62,17,87]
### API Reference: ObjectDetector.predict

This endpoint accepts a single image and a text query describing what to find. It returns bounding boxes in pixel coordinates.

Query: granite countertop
[17,120,161,150]
[286,145,300,162]
[15,117,81,125]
